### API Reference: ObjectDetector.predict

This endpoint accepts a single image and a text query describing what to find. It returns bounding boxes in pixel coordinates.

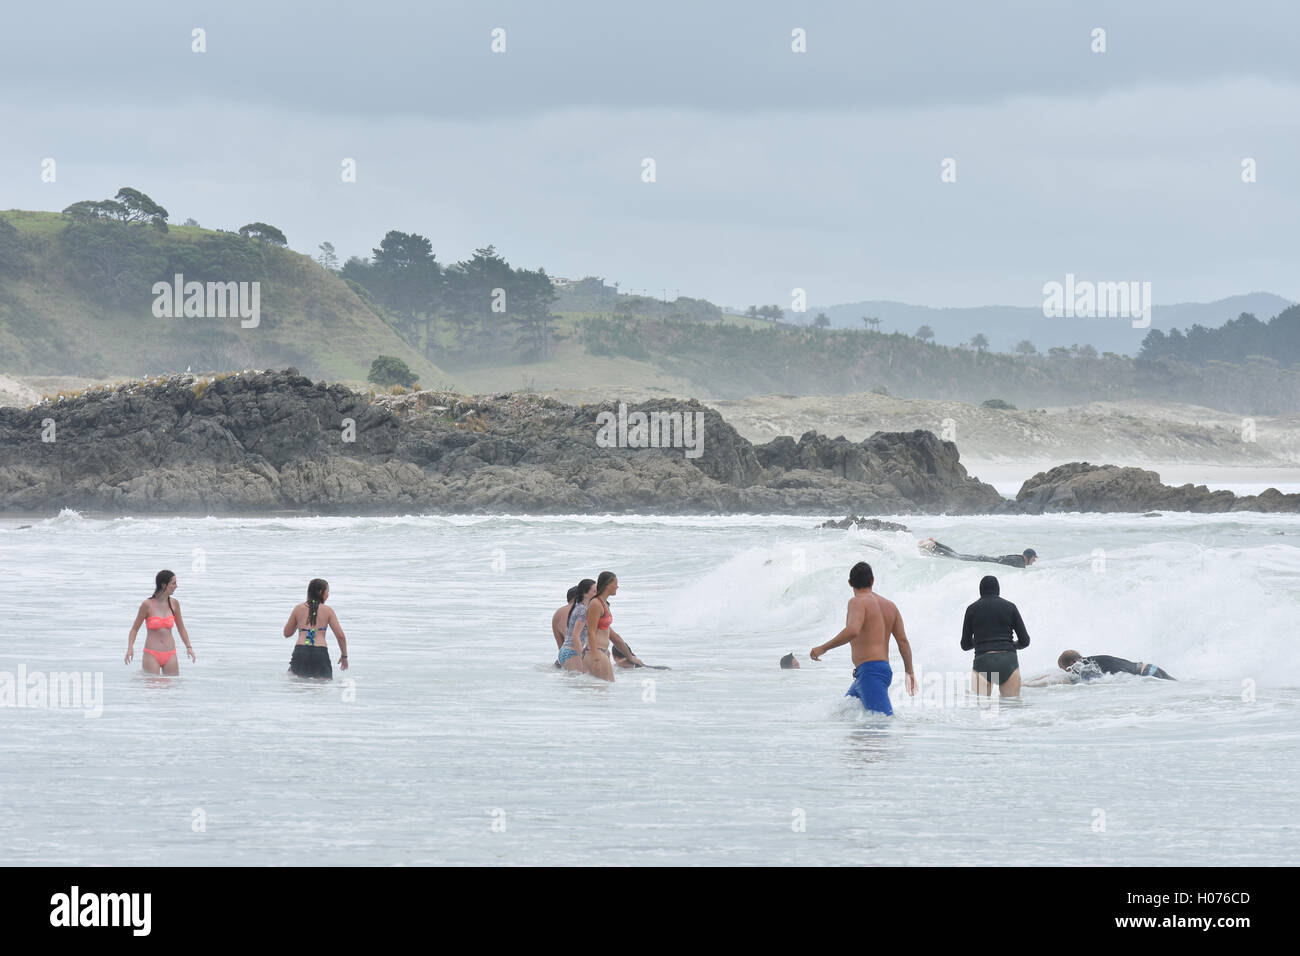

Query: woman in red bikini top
[583,570,619,682]
[126,569,196,675]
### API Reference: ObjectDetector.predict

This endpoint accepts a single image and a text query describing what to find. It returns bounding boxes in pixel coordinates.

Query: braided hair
[307,578,329,626]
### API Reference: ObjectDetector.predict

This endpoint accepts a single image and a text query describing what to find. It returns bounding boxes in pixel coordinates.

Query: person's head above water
[568,578,596,604]
[979,575,1000,596]
[1058,649,1083,670]
[848,561,874,589]
[153,569,176,598]
[1023,548,1038,565]
[780,652,799,669]
[306,578,329,626]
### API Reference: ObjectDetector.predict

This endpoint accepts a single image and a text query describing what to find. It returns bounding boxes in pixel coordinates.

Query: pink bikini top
[146,601,175,629]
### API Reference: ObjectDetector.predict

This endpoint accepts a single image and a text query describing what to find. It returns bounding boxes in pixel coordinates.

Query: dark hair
[1058,649,1082,670]
[307,578,329,626]
[1023,548,1037,559]
[979,575,1000,596]
[596,571,617,598]
[568,578,596,627]
[848,562,874,589]
[153,569,176,614]
[780,653,797,669]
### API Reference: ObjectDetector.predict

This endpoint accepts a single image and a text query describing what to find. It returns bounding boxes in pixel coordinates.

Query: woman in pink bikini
[125,570,196,675]
[583,571,619,682]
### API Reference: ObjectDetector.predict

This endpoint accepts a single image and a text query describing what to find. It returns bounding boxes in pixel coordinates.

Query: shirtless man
[810,562,917,715]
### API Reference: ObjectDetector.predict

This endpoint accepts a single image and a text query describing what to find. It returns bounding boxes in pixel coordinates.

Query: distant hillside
[573,316,1300,413]
[814,293,1295,356]
[0,210,444,382]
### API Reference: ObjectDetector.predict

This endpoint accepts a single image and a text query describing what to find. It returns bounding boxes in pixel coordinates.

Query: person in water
[557,578,595,673]
[283,578,349,679]
[552,584,585,653]
[920,538,1037,568]
[126,569,196,675]
[961,575,1029,696]
[1024,650,1176,686]
[810,562,917,715]
[612,642,650,668]
[583,571,623,682]
[780,653,800,669]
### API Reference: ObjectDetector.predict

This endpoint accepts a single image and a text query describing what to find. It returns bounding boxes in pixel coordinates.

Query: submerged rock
[819,516,911,531]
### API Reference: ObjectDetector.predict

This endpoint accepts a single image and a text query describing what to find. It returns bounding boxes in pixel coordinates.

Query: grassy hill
[0,210,444,383]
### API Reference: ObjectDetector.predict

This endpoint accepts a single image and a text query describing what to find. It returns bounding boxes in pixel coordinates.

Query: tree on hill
[970,332,990,352]
[813,312,831,328]
[745,305,759,318]
[862,316,882,331]
[62,189,168,231]
[444,244,515,349]
[238,222,288,246]
[366,231,442,351]
[367,355,418,388]
[915,325,934,342]
[114,188,169,226]
[317,242,339,271]
[1138,309,1299,366]
[1015,339,1037,356]
[510,266,561,360]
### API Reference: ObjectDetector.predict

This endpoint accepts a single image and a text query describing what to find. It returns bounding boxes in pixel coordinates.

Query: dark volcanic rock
[0,369,1003,516]
[1004,462,1300,514]
[818,516,911,531]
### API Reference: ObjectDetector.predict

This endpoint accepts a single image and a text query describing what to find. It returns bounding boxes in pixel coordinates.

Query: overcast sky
[3,0,1297,309]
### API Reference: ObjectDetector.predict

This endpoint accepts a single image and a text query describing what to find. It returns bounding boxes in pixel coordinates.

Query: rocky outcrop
[1005,462,1300,514]
[755,430,998,514]
[0,369,1003,515]
[818,516,910,531]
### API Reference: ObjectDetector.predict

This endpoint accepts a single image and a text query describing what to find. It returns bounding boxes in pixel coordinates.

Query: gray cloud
[3,1,1297,309]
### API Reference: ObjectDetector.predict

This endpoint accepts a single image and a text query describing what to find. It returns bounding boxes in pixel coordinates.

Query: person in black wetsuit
[1024,650,1175,685]
[921,538,1037,568]
[960,575,1030,696]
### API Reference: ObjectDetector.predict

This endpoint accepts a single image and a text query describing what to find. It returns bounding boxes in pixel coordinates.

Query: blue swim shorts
[846,660,893,716]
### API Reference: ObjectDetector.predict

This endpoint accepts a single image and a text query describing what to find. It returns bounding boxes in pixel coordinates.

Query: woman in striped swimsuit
[558,578,595,673]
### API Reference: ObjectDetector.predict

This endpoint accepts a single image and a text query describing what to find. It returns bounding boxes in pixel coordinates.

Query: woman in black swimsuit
[283,578,350,679]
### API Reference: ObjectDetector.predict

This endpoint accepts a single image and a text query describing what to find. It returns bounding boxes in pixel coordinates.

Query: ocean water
[2,510,1298,866]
